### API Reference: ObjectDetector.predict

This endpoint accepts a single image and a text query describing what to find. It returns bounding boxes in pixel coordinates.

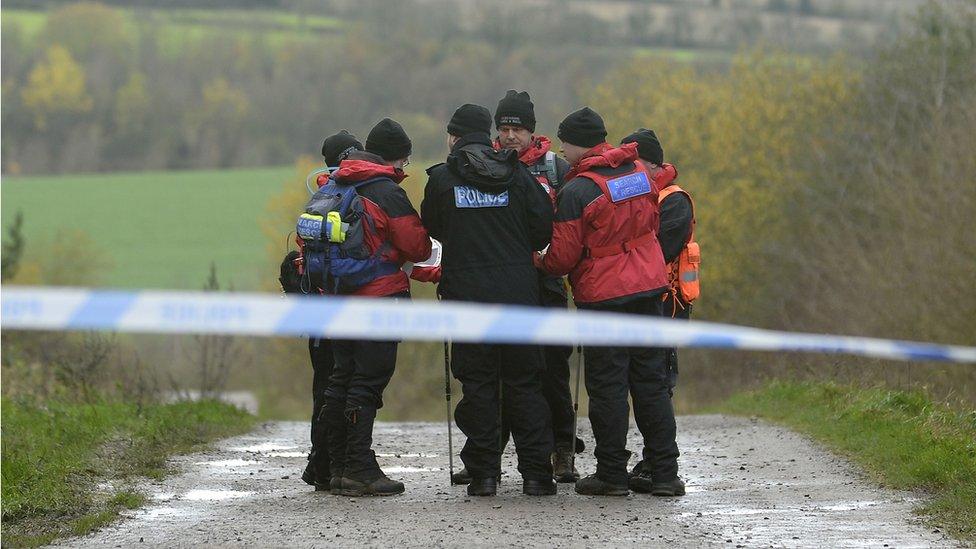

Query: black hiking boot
[650,477,686,497]
[452,467,501,485]
[302,459,330,492]
[307,404,331,491]
[322,399,347,495]
[452,467,472,485]
[552,444,580,483]
[467,477,498,497]
[338,471,405,497]
[302,460,317,486]
[336,406,405,497]
[523,478,556,496]
[628,460,653,493]
[574,474,629,496]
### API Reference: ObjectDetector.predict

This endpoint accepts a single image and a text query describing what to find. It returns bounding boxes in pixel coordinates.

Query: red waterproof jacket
[331,153,431,297]
[537,142,668,305]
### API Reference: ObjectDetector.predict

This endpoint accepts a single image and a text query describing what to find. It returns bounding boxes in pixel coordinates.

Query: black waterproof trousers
[497,285,576,452]
[583,295,679,485]
[452,342,554,481]
[661,294,691,390]
[309,337,335,473]
[323,292,406,480]
[539,288,577,449]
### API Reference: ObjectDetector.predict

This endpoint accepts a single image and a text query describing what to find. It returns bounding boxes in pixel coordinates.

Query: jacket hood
[566,142,639,180]
[448,132,519,192]
[654,163,678,190]
[333,151,406,184]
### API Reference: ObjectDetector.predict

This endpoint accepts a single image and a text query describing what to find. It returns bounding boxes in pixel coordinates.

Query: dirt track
[56,415,957,548]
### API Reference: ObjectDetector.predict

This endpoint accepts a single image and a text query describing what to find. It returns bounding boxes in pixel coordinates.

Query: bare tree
[172,262,242,399]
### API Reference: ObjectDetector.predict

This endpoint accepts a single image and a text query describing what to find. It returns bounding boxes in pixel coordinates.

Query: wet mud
[55,416,957,548]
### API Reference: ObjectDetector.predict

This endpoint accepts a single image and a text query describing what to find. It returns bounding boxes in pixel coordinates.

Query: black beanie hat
[557,107,608,148]
[621,128,664,165]
[447,104,492,137]
[494,90,536,132]
[365,118,412,161]
[321,130,363,166]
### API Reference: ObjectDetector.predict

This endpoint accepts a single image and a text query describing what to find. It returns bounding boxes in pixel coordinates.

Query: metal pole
[444,339,454,485]
[498,351,504,455]
[571,344,583,471]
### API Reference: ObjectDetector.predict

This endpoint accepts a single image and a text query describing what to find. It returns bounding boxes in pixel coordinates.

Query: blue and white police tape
[2,286,975,363]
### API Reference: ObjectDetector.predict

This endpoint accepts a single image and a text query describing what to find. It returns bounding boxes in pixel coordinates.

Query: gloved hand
[410,264,441,283]
[279,250,302,294]
[532,250,547,272]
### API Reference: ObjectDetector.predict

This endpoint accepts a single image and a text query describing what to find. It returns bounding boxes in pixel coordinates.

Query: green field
[1,7,717,63]
[1,167,294,290]
[1,7,341,40]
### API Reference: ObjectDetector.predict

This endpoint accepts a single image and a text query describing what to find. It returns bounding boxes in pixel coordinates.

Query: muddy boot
[628,460,653,493]
[523,478,556,496]
[551,444,580,483]
[650,477,685,497]
[467,477,497,497]
[305,405,331,490]
[453,468,499,485]
[302,456,317,486]
[451,467,472,485]
[574,474,629,496]
[322,399,347,493]
[338,406,404,497]
[339,467,405,497]
[302,451,331,492]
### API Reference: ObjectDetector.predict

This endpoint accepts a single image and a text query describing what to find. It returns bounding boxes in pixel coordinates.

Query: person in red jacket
[295,129,367,492]
[537,107,684,497]
[321,118,433,497]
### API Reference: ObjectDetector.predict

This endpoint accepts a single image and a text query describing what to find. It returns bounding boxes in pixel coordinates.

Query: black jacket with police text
[421,133,553,305]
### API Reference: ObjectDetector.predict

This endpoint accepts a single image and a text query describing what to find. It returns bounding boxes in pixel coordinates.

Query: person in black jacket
[621,128,693,494]
[421,103,556,497]
[495,90,582,483]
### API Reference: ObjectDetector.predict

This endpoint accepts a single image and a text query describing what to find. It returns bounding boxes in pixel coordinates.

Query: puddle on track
[382,466,443,474]
[228,442,298,453]
[133,506,197,520]
[194,459,263,467]
[182,489,254,501]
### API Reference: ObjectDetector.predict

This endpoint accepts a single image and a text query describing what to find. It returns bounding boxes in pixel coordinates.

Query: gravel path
[56,415,957,548]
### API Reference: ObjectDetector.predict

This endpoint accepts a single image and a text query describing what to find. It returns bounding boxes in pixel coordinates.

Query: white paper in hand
[416,238,442,268]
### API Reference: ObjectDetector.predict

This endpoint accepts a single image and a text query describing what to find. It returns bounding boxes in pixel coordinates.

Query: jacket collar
[566,142,638,180]
[334,151,406,184]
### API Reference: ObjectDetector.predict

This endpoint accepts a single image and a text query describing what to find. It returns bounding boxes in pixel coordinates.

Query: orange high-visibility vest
[658,185,700,304]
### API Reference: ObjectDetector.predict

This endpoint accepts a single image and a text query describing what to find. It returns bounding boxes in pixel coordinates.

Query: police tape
[2,286,975,363]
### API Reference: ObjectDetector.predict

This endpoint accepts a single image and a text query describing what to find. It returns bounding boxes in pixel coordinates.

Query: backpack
[528,150,559,187]
[295,177,399,294]
[658,185,700,307]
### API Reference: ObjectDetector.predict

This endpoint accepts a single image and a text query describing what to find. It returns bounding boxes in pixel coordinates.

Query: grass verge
[719,381,976,542]
[1,397,255,548]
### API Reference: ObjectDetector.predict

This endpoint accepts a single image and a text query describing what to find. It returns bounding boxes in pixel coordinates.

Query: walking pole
[498,358,504,456]
[571,344,583,472]
[444,338,455,485]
